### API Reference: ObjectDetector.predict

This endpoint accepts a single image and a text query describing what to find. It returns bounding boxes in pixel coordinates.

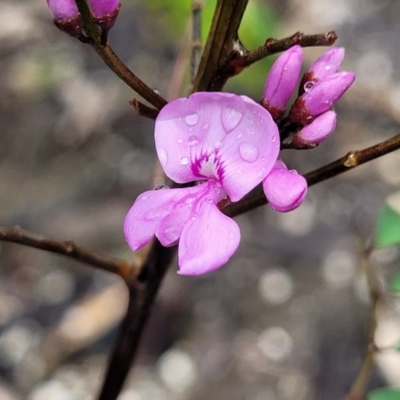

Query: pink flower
[262,160,307,212]
[262,45,303,120]
[125,93,280,275]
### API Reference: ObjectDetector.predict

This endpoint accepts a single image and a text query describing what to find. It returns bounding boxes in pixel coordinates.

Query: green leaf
[375,192,400,248]
[391,270,400,293]
[368,388,400,400]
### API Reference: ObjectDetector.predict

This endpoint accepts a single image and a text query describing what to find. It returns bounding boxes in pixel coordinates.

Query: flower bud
[46,0,82,37]
[299,47,345,96]
[262,160,307,212]
[88,0,121,30]
[262,45,303,120]
[289,72,355,125]
[293,110,336,148]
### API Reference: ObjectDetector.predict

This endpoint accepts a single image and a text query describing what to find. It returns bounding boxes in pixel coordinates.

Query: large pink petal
[155,92,279,198]
[155,92,234,183]
[178,202,241,275]
[217,95,280,201]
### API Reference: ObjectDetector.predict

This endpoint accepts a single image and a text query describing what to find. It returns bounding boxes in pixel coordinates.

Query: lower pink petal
[178,202,241,275]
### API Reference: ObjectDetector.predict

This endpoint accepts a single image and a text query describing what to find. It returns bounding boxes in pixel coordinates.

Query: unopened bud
[262,160,307,212]
[262,45,303,120]
[293,110,337,148]
[88,0,121,30]
[46,0,82,37]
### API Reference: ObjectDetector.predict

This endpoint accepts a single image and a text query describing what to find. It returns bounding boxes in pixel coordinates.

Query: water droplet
[180,156,189,166]
[185,113,199,125]
[153,184,169,190]
[229,231,235,239]
[236,133,243,139]
[191,216,196,221]
[239,143,258,163]
[325,65,332,71]
[205,196,213,204]
[203,123,209,130]
[188,135,199,146]
[272,136,277,143]
[221,108,243,132]
[304,81,314,92]
[158,148,168,166]
[214,140,222,148]
[261,156,266,161]
[177,138,183,143]
[141,195,149,201]
[214,187,221,194]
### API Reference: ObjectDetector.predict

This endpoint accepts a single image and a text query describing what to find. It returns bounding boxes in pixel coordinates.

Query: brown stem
[345,245,381,400]
[233,31,338,70]
[91,43,167,110]
[191,2,203,83]
[192,0,249,92]
[0,226,133,279]
[96,240,176,400]
[226,133,400,217]
[129,98,159,119]
[74,0,167,110]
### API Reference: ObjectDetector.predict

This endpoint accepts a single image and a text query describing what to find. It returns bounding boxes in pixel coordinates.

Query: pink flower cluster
[123,46,355,276]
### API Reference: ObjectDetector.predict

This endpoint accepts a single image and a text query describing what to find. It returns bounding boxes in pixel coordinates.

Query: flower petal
[124,186,202,250]
[217,96,280,201]
[308,47,344,81]
[155,92,280,200]
[262,162,307,212]
[178,202,241,275]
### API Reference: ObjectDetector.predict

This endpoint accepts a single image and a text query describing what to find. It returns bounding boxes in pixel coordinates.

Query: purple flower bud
[46,0,82,37]
[309,47,345,80]
[289,72,355,125]
[262,160,307,213]
[262,45,303,120]
[88,0,121,30]
[293,110,336,148]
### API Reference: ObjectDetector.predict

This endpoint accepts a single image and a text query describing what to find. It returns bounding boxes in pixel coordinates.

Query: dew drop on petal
[261,156,266,161]
[214,140,222,148]
[141,194,149,201]
[203,123,209,130]
[236,133,243,140]
[272,136,277,143]
[204,196,213,204]
[304,81,314,92]
[180,156,190,166]
[177,138,183,143]
[325,65,332,71]
[185,113,199,126]
[221,108,243,133]
[158,148,168,166]
[188,135,199,146]
[239,142,258,163]
[153,184,169,190]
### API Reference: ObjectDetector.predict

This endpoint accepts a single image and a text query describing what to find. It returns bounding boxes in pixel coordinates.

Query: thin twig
[74,0,167,110]
[129,98,159,119]
[345,245,381,400]
[191,2,203,83]
[192,0,249,92]
[226,133,400,217]
[0,226,134,279]
[233,31,337,70]
[96,240,176,400]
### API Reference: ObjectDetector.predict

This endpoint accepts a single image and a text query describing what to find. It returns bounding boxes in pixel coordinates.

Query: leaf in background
[368,388,400,400]
[375,191,400,248]
[391,269,400,293]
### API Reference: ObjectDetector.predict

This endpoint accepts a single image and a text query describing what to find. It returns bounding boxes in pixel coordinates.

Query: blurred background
[1,0,400,399]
